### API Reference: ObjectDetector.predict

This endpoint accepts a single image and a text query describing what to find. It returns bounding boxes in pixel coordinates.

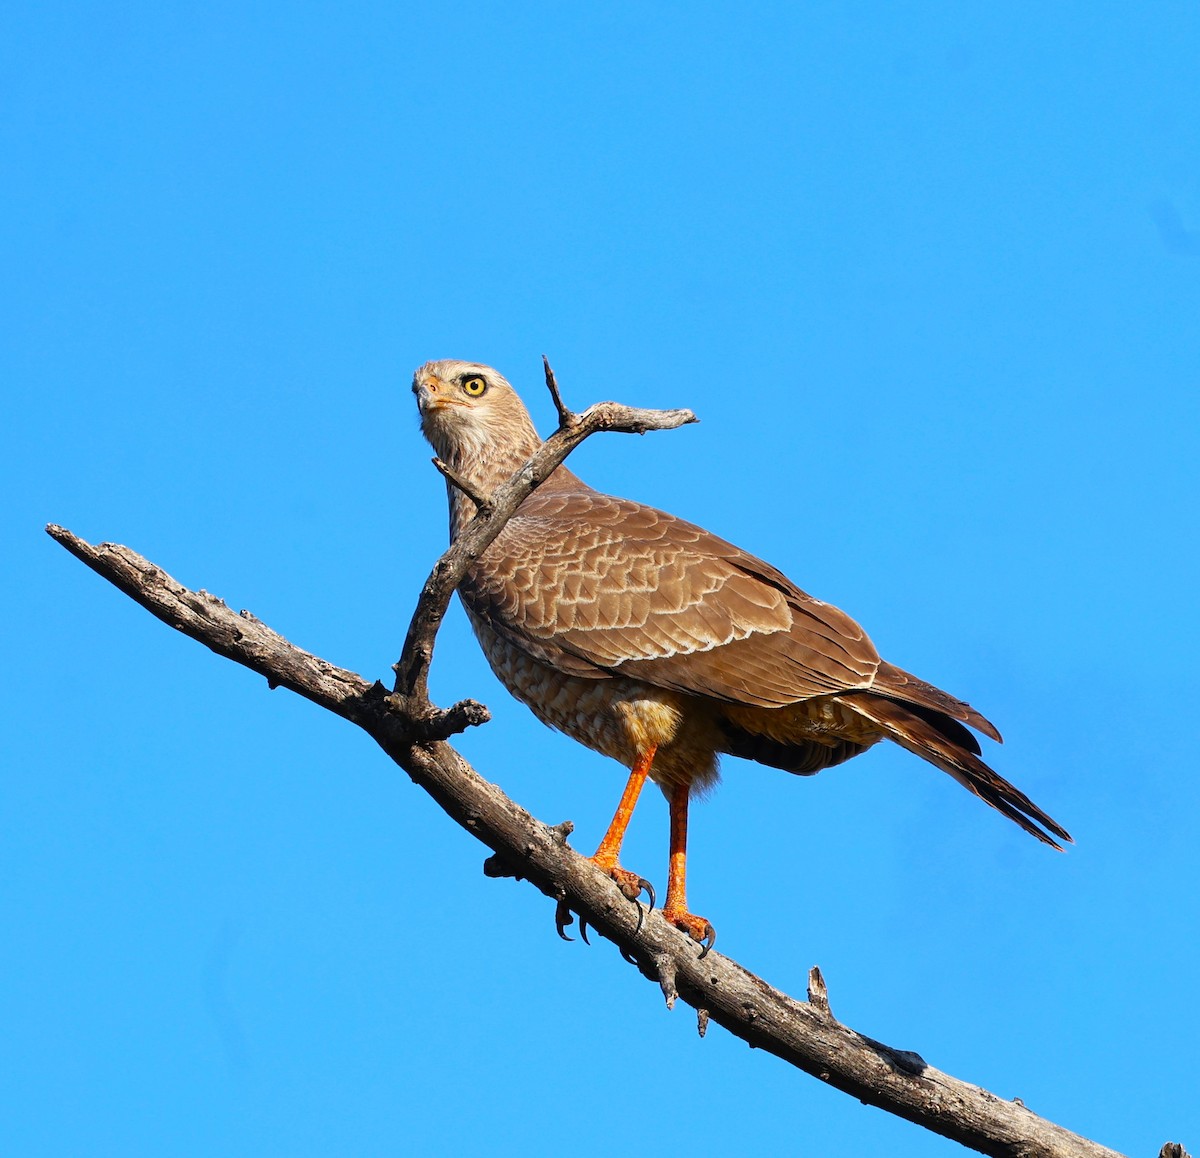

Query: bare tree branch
[42,524,1133,1158]
[42,361,1165,1158]
[431,457,490,511]
[541,352,572,426]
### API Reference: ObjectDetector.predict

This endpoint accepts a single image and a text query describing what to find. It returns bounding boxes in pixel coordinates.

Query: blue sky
[4,3,1199,1154]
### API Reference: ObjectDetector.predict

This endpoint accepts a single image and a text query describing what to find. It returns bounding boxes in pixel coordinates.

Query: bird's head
[412,360,542,472]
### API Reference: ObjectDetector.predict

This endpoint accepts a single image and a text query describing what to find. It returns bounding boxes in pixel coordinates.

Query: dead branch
[45,524,1131,1157]
[45,367,1152,1158]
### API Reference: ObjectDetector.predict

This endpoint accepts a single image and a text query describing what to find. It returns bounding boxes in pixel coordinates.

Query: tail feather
[840,692,1072,849]
[892,699,983,756]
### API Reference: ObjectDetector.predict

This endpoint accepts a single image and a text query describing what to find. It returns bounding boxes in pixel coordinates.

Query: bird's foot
[554,862,656,945]
[593,861,656,910]
[663,905,716,959]
[587,856,655,936]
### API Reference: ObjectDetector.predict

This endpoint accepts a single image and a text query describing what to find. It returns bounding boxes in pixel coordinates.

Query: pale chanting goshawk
[414,359,1070,950]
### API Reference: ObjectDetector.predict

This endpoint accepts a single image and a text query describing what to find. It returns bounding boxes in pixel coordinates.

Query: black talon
[639,877,656,913]
[578,916,591,945]
[619,944,639,966]
[555,899,575,942]
[631,897,645,935]
[697,922,716,961]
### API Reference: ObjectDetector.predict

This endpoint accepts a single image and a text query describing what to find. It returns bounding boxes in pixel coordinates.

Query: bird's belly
[466,612,720,789]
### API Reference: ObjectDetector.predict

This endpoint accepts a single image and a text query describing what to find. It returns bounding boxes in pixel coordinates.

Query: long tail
[839,691,1072,850]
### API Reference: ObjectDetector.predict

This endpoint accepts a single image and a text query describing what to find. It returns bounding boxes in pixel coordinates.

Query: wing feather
[459,481,881,706]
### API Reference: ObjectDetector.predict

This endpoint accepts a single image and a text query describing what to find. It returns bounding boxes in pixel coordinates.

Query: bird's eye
[461,375,487,397]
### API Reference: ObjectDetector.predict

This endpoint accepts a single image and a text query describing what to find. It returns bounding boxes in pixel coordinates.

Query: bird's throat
[444,439,542,541]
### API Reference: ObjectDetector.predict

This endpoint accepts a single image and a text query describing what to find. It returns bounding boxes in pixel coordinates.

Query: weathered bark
[45,365,1170,1158]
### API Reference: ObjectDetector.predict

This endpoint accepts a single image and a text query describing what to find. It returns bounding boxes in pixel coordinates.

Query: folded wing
[459,480,880,707]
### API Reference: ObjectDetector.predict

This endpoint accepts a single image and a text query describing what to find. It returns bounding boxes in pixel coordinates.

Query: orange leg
[662,780,715,955]
[593,746,653,867]
[589,746,656,906]
[558,749,659,943]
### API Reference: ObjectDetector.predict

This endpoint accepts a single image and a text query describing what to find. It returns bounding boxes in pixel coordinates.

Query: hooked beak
[413,376,442,415]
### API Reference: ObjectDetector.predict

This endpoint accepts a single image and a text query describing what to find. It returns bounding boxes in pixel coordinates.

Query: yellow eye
[461,376,487,397]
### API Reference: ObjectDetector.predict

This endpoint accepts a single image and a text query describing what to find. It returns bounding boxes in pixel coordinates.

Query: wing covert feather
[458,485,880,707]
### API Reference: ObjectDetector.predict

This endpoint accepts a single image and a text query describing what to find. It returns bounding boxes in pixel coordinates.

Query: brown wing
[459,481,880,707]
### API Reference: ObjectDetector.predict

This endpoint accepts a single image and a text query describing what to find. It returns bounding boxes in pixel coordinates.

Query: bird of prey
[414,359,1070,952]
